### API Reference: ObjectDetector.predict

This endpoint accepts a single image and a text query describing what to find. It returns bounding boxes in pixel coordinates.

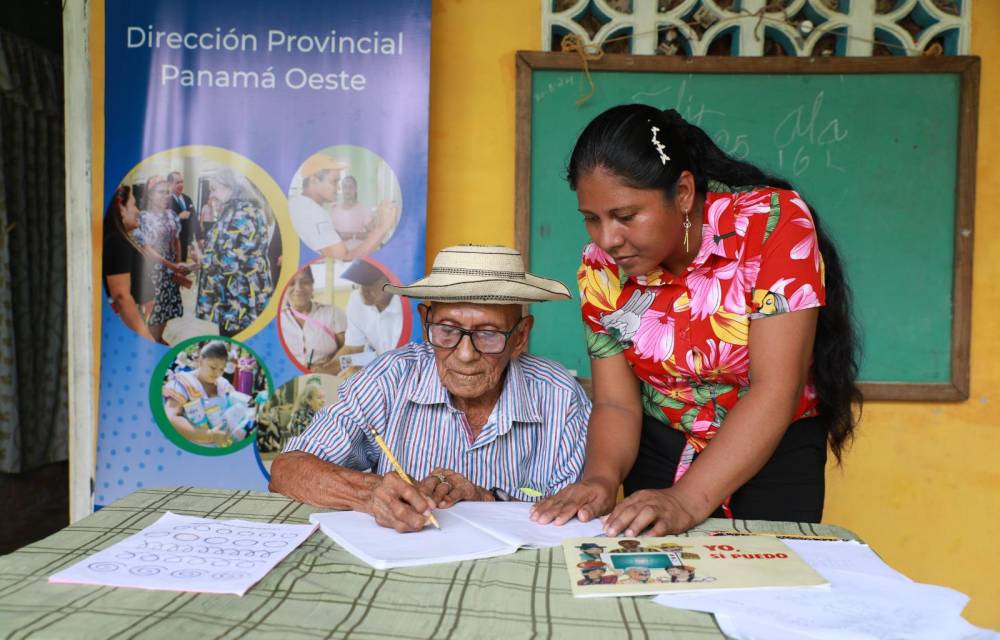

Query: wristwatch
[490,487,512,502]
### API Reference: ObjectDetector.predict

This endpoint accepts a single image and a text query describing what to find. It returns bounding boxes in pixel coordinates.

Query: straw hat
[383,245,571,304]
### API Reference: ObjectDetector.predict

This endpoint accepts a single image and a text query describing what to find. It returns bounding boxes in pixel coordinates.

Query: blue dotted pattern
[93,304,297,506]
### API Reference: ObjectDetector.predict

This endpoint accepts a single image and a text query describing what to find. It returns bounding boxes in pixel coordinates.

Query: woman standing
[137,175,187,344]
[235,349,256,395]
[102,185,155,341]
[532,105,860,534]
[195,169,275,337]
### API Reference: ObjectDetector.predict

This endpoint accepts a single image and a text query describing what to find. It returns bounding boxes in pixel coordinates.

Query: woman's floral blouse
[578,182,826,487]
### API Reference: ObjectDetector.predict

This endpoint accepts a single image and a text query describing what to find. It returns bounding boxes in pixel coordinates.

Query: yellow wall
[427,0,999,628]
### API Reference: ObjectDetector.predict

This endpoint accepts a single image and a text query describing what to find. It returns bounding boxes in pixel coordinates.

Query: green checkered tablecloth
[0,487,860,639]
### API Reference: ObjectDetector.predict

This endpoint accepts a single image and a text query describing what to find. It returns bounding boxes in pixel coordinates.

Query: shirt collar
[409,347,542,430]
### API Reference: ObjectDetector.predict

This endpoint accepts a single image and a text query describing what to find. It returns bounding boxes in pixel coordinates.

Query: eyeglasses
[424,317,525,355]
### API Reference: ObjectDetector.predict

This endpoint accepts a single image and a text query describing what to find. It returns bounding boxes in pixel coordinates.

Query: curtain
[0,29,67,473]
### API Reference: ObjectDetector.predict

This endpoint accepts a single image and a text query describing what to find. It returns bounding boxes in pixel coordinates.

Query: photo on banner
[277,258,412,378]
[101,148,292,346]
[92,0,430,506]
[254,373,340,477]
[288,145,402,259]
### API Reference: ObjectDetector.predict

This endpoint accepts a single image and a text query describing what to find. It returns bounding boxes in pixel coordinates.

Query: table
[0,487,860,639]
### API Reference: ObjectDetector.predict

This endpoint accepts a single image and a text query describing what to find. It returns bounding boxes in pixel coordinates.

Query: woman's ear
[675,170,697,214]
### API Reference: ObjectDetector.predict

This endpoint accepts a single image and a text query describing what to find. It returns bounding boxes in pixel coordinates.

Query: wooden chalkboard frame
[514,52,979,402]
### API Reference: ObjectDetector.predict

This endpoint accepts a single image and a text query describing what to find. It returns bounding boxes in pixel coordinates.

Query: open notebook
[310,502,605,569]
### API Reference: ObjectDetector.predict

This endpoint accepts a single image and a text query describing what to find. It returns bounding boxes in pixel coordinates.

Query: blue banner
[95,0,430,506]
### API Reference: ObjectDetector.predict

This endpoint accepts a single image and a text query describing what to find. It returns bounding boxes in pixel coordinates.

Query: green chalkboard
[515,54,978,401]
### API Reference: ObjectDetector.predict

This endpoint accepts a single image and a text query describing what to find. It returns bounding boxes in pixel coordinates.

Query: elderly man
[270,245,591,532]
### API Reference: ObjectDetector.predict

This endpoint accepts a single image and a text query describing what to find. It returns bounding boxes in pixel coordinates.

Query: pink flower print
[733,189,772,216]
[683,346,706,379]
[732,190,770,236]
[687,266,724,320]
[689,415,714,438]
[728,254,761,314]
[704,339,749,386]
[632,308,675,363]
[705,196,733,238]
[789,198,820,271]
[788,283,820,311]
[583,242,615,268]
[718,248,760,316]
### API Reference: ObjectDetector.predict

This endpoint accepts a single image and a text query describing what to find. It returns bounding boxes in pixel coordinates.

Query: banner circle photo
[150,336,273,456]
[287,145,402,259]
[101,145,299,345]
[276,257,412,378]
[254,373,341,479]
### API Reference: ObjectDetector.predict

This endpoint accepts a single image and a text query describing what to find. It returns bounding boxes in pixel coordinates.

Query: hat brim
[383,274,571,304]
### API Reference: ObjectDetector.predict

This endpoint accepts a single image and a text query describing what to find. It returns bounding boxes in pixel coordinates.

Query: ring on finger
[434,472,447,484]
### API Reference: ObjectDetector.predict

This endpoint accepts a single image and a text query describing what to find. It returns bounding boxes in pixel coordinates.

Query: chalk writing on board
[773,91,848,176]
[534,74,576,103]
[633,79,751,159]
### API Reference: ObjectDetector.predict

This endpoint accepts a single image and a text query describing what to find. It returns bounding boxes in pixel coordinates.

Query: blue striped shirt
[283,342,590,501]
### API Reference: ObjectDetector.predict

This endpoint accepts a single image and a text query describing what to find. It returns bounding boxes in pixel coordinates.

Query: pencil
[366,426,441,529]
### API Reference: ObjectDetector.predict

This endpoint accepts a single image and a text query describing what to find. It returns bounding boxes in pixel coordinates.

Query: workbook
[563,535,827,598]
[310,502,605,569]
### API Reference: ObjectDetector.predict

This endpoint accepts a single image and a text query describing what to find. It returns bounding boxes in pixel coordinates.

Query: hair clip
[650,126,670,165]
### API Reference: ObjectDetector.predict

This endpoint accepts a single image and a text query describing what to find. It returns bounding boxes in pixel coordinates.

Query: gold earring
[683,210,692,253]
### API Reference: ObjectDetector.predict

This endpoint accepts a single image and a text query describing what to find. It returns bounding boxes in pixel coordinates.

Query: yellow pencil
[367,426,441,529]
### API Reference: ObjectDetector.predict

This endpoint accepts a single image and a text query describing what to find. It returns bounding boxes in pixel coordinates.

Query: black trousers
[623,414,828,522]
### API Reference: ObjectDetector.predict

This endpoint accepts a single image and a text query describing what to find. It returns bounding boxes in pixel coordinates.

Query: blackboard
[515,53,978,401]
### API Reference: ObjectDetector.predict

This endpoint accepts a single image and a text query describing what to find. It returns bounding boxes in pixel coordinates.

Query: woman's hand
[601,487,702,537]
[418,468,491,508]
[529,479,617,525]
[208,430,232,448]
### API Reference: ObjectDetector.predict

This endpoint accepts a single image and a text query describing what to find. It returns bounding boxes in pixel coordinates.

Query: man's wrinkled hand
[418,468,491,509]
[366,472,436,532]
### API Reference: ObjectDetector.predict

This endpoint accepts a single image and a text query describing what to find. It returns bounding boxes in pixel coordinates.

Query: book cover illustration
[563,535,827,598]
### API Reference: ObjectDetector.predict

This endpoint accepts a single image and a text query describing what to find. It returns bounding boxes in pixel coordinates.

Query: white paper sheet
[311,502,606,569]
[49,512,317,596]
[311,509,515,569]
[655,540,999,640]
[448,502,605,547]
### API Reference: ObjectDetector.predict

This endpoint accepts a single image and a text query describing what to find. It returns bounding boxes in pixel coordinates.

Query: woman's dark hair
[199,340,230,361]
[102,184,132,240]
[568,104,861,462]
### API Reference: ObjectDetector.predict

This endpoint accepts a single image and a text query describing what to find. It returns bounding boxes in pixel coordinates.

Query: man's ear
[509,315,534,359]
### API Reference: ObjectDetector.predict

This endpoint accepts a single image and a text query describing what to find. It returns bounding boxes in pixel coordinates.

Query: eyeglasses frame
[422,315,526,355]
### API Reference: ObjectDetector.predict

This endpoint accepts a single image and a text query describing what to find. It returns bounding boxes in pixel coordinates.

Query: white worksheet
[49,512,317,596]
[655,540,999,640]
